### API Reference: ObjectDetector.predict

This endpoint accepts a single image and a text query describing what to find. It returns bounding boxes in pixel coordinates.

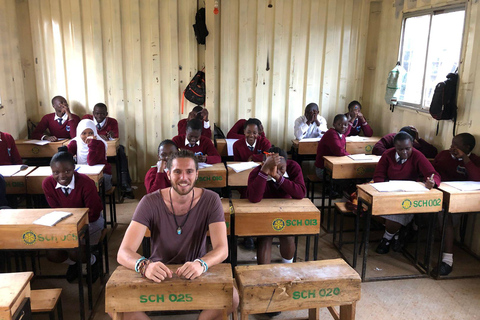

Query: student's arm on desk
[204,140,222,164]
[278,162,306,199]
[245,167,267,203]
[31,115,50,140]
[87,139,107,165]
[358,117,373,137]
[117,221,173,282]
[417,154,441,187]
[372,154,389,183]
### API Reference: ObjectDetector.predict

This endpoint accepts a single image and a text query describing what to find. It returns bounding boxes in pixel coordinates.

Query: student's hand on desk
[425,176,435,189]
[176,261,203,280]
[145,261,173,283]
[45,135,58,142]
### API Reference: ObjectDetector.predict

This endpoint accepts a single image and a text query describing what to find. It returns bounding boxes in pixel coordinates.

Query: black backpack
[429,72,458,135]
[193,8,209,45]
[184,70,205,105]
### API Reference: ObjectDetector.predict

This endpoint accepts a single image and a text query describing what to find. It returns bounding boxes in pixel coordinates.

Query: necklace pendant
[177,227,182,235]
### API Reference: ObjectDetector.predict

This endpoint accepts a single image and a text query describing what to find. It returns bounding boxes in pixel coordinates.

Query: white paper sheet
[299,137,321,142]
[227,162,261,173]
[23,139,51,145]
[75,164,105,175]
[346,136,369,142]
[371,181,429,192]
[347,154,380,161]
[33,211,73,227]
[225,139,238,156]
[198,163,213,169]
[444,181,480,191]
[0,165,25,177]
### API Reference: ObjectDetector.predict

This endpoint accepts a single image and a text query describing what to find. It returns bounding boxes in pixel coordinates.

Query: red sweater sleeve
[330,135,349,156]
[81,176,103,222]
[373,153,390,183]
[109,118,119,138]
[372,135,393,156]
[5,134,22,165]
[177,119,186,135]
[31,115,50,139]
[233,140,243,161]
[251,138,271,162]
[144,167,170,193]
[87,140,107,166]
[277,161,306,199]
[417,139,438,158]
[67,140,77,155]
[42,177,62,208]
[416,152,441,186]
[465,157,480,181]
[246,166,267,203]
[202,126,212,139]
[227,120,246,139]
[204,139,221,164]
[359,118,373,137]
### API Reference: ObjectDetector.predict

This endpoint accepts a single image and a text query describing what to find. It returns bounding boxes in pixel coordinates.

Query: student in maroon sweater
[373,131,440,254]
[67,119,113,191]
[246,147,306,266]
[314,114,350,179]
[227,118,266,140]
[233,118,271,161]
[345,100,373,137]
[144,140,178,193]
[432,133,480,276]
[31,96,81,141]
[0,131,22,165]
[172,119,221,164]
[177,106,212,139]
[372,126,438,158]
[42,150,104,283]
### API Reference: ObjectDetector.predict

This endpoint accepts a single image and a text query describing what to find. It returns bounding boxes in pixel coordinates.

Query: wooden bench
[31,288,63,320]
[235,259,361,320]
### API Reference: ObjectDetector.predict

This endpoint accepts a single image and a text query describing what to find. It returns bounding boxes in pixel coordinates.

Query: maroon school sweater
[372,133,438,158]
[67,140,112,175]
[226,119,267,140]
[177,119,212,139]
[314,128,349,169]
[433,150,480,182]
[233,136,271,162]
[373,148,441,186]
[0,132,22,165]
[82,115,119,138]
[42,172,103,222]
[246,160,306,203]
[31,113,81,139]
[345,115,373,137]
[172,135,221,164]
[144,167,171,193]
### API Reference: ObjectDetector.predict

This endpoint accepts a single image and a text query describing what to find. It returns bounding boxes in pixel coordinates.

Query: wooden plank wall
[0,0,370,180]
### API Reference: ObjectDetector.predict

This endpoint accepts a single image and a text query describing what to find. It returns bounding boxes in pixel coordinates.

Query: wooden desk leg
[240,311,249,320]
[308,308,319,320]
[340,302,356,320]
[112,312,124,320]
[222,309,228,320]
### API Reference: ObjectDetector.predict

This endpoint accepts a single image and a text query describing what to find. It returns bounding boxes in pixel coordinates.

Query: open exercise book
[75,164,105,175]
[33,211,73,227]
[0,165,28,177]
[346,136,370,142]
[347,154,380,161]
[225,139,238,156]
[444,181,480,192]
[299,137,321,142]
[226,162,260,173]
[371,181,429,192]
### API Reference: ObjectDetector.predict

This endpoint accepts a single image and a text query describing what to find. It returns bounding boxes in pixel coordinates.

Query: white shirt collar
[55,174,76,190]
[94,117,106,128]
[395,152,407,164]
[337,131,343,139]
[185,137,200,147]
[245,139,257,149]
[267,171,289,182]
[54,113,68,122]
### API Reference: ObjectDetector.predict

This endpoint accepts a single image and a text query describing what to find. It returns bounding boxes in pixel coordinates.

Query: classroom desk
[0,166,37,194]
[0,208,91,320]
[105,139,120,157]
[195,163,227,188]
[436,183,480,279]
[291,136,380,156]
[16,140,68,158]
[356,183,443,281]
[230,198,320,266]
[226,162,261,186]
[105,264,233,320]
[0,272,33,320]
[215,138,228,157]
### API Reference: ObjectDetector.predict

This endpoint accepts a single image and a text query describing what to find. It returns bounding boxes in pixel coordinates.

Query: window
[398,7,465,110]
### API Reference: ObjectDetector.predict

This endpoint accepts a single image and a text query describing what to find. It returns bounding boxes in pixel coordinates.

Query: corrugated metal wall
[3,0,370,180]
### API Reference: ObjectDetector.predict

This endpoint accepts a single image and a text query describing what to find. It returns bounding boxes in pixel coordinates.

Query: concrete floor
[17,183,480,320]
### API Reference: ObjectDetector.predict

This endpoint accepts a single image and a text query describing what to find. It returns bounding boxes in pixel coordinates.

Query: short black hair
[305,103,319,111]
[186,119,203,131]
[399,126,415,138]
[333,114,347,123]
[167,149,198,171]
[347,100,361,110]
[192,106,203,113]
[268,146,288,162]
[51,146,75,167]
[51,95,65,105]
[244,118,262,130]
[394,131,413,144]
[456,133,476,152]
[94,103,108,111]
[158,139,177,154]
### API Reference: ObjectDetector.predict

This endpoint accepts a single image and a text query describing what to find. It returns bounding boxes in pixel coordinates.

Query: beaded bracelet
[139,259,151,278]
[135,257,147,273]
[194,258,208,273]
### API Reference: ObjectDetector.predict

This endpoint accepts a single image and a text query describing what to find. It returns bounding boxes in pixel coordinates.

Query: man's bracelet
[194,258,208,273]
[135,257,147,273]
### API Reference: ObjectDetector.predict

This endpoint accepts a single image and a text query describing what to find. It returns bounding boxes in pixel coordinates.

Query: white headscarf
[72,119,108,164]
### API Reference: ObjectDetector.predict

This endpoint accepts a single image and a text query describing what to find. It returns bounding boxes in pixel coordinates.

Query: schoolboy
[432,133,480,276]
[373,132,440,254]
[345,100,373,137]
[372,126,438,158]
[314,114,350,179]
[0,131,22,165]
[172,119,221,164]
[233,118,271,161]
[177,106,212,138]
[31,96,81,141]
[294,103,328,140]
[227,118,266,139]
[144,140,178,193]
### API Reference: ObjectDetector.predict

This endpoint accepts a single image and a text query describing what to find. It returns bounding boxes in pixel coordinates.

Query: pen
[430,173,434,180]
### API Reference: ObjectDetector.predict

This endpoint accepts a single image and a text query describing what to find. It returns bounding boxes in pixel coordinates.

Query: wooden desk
[16,140,67,158]
[291,136,380,155]
[106,139,120,157]
[196,163,226,188]
[356,183,443,281]
[0,272,33,320]
[26,166,104,194]
[105,264,233,320]
[0,209,90,319]
[226,162,261,186]
[324,156,380,180]
[215,138,228,157]
[0,166,37,195]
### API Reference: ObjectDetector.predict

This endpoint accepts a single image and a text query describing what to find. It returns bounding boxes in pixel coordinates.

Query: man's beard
[171,181,195,196]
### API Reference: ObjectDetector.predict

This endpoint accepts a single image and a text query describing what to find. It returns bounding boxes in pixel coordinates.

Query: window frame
[396,4,467,112]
